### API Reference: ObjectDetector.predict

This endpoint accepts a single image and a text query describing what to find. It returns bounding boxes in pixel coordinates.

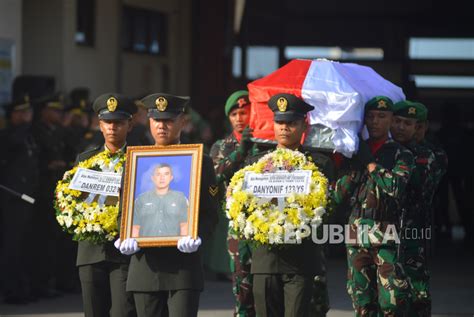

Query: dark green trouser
[133,290,200,317]
[253,274,313,317]
[79,262,136,317]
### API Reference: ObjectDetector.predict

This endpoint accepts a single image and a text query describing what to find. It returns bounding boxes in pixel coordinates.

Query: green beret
[93,93,137,120]
[141,93,189,120]
[393,100,425,121]
[225,90,250,116]
[268,93,314,122]
[365,96,394,112]
[413,102,428,121]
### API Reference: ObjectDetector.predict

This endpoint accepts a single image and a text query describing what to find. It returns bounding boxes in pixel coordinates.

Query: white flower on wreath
[314,207,326,218]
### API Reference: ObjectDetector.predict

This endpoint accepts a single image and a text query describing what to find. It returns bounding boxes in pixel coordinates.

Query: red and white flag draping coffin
[247,59,405,157]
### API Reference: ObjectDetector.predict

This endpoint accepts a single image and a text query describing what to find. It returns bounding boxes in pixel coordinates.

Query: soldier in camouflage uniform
[209,90,258,317]
[391,101,437,317]
[413,103,447,188]
[333,96,414,316]
[413,102,448,247]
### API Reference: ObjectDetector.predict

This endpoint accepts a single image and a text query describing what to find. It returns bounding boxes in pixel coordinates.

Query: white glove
[177,236,202,253]
[114,238,121,250]
[119,238,140,255]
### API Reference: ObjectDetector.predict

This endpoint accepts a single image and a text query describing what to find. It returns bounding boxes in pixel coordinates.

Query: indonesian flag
[248,59,405,157]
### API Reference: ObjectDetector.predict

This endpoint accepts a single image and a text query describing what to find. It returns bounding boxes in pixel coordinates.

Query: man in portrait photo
[132,163,189,237]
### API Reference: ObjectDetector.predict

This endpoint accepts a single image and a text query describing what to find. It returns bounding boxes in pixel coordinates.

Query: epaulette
[82,144,102,155]
[76,144,103,162]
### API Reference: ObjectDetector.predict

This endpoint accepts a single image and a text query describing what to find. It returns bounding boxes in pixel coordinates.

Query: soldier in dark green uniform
[75,93,137,317]
[64,88,90,167]
[126,98,153,146]
[208,90,258,316]
[117,93,219,317]
[79,97,106,153]
[333,96,414,316]
[391,101,436,317]
[247,93,334,317]
[133,163,188,237]
[1,95,39,304]
[33,93,68,297]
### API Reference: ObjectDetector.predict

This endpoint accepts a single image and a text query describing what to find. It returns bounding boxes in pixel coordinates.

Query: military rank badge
[209,185,219,197]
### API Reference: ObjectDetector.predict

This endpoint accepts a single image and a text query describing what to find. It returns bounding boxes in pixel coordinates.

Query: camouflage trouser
[308,275,330,317]
[403,239,431,317]
[346,245,411,316]
[228,232,255,317]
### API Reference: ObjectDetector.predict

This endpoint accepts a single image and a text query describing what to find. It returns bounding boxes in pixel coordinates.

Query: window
[122,6,167,56]
[410,75,474,89]
[246,46,279,79]
[232,46,242,77]
[409,38,474,60]
[75,0,95,46]
[284,46,384,61]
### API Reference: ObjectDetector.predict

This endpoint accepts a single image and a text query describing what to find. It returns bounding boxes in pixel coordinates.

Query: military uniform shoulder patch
[209,185,218,197]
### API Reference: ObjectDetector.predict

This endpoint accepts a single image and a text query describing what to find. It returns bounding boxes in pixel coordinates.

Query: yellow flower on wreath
[225,148,329,246]
[54,149,126,244]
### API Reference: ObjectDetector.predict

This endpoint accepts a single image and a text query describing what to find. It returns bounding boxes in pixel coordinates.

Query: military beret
[141,93,189,120]
[413,101,428,122]
[393,100,425,121]
[225,90,250,116]
[268,93,314,122]
[92,93,137,120]
[365,96,394,112]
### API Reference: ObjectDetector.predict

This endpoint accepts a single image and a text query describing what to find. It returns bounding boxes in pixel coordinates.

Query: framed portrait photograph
[120,144,203,247]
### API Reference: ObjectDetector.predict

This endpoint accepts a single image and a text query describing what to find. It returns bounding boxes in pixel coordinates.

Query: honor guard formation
[2,80,471,317]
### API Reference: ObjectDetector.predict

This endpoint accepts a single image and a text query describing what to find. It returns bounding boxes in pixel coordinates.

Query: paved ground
[1,241,472,317]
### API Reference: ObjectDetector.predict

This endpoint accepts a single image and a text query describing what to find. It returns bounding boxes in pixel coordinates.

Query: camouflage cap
[225,90,250,116]
[141,93,189,120]
[365,96,394,112]
[393,100,425,121]
[93,93,137,120]
[268,93,314,122]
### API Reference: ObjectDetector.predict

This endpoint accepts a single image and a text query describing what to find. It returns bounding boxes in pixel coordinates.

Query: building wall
[121,0,192,97]
[0,0,23,76]
[61,0,120,99]
[22,0,63,85]
[21,0,192,100]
